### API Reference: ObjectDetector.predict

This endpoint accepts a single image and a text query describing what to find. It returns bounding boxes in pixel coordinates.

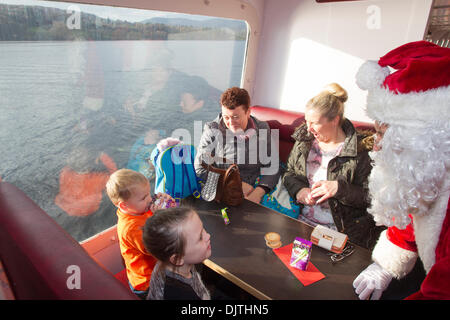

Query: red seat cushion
[0,182,137,299]
[251,106,305,163]
[114,269,130,289]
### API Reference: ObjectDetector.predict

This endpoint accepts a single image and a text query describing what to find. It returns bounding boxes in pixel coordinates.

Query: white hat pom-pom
[356,60,390,90]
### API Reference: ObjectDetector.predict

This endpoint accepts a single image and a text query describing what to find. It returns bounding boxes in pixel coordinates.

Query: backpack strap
[170,147,184,204]
[189,146,202,198]
[182,146,201,198]
[150,146,160,166]
[183,161,201,199]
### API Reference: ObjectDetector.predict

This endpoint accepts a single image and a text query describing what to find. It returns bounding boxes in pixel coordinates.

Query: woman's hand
[296,188,316,205]
[242,182,254,197]
[310,180,338,204]
[245,187,266,204]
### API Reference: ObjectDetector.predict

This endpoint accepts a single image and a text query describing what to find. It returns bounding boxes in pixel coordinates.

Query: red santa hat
[356,41,450,126]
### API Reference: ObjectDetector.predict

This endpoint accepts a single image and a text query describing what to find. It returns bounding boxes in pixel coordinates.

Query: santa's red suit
[354,41,450,300]
[374,197,450,299]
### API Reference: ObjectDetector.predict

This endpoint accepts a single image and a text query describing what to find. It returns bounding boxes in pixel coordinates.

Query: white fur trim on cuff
[372,230,418,279]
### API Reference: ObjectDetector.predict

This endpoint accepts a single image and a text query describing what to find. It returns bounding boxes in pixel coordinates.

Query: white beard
[367,124,450,230]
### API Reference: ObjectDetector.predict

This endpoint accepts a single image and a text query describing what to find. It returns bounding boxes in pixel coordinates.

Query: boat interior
[0,0,448,300]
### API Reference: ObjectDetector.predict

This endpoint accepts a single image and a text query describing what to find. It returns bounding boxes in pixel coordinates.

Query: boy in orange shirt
[106,168,175,299]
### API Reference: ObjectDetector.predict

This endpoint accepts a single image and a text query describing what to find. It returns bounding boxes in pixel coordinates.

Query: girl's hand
[310,180,338,204]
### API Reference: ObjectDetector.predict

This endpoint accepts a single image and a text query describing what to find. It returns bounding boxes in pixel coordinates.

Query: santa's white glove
[353,262,393,300]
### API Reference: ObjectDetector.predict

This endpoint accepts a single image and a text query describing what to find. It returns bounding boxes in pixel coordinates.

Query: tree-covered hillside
[0,4,247,41]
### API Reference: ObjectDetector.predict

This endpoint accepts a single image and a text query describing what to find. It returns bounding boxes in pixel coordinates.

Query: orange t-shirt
[116,208,157,291]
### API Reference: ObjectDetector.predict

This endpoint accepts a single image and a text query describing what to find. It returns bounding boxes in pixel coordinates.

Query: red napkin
[273,243,325,286]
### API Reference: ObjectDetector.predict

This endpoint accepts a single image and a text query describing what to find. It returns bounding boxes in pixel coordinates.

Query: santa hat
[356,41,450,127]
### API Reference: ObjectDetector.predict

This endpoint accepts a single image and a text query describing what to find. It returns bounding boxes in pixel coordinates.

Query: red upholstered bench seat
[0,182,137,300]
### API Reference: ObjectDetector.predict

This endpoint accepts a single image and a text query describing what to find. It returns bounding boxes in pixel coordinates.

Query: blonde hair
[306,83,348,126]
[106,168,148,205]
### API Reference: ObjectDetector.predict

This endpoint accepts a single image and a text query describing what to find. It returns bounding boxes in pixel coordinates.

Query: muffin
[265,232,282,249]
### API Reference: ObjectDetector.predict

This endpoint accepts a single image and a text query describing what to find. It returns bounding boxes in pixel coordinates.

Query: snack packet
[152,195,178,209]
[290,237,312,271]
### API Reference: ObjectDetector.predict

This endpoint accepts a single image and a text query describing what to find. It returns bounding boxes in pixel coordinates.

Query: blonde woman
[283,83,383,249]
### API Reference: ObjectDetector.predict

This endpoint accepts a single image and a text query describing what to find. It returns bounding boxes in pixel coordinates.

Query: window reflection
[0,0,247,241]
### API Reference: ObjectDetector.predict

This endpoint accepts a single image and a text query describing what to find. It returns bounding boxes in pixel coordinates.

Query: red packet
[273,242,325,286]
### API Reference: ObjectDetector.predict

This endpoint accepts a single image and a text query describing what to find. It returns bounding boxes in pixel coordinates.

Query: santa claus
[353,40,450,300]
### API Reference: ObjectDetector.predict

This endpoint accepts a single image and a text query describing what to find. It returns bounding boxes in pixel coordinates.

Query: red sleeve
[386,214,417,252]
[406,255,450,300]
[406,197,450,300]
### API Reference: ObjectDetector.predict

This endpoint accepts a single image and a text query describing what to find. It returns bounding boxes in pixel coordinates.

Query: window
[0,0,248,241]
[424,0,450,48]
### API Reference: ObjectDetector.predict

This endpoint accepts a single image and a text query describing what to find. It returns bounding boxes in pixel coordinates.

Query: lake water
[0,40,245,241]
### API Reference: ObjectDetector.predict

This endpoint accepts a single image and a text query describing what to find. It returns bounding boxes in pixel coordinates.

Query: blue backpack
[150,144,201,203]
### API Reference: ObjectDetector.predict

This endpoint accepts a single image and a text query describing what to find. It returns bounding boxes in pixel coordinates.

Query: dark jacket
[194,114,280,191]
[283,119,383,249]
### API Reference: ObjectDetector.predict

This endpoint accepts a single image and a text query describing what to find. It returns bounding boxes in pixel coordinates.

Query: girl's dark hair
[142,206,195,265]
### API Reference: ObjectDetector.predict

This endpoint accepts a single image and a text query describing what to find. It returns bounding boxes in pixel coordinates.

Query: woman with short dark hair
[194,87,280,204]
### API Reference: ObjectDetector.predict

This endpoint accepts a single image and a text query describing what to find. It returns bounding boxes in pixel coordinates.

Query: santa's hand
[353,262,393,300]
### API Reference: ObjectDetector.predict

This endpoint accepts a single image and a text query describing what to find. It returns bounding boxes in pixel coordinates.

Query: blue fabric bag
[150,144,201,203]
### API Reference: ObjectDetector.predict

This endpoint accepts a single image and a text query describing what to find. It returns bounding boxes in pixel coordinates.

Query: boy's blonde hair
[106,168,149,205]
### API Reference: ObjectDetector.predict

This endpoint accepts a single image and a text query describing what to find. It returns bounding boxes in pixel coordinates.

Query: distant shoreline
[0,3,247,41]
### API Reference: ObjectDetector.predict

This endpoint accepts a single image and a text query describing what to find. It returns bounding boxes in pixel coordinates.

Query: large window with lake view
[0,0,248,241]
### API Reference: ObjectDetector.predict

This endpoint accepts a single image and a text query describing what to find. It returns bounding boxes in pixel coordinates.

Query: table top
[191,198,372,300]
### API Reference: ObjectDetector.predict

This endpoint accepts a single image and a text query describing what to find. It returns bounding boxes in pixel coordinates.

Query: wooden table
[191,199,372,300]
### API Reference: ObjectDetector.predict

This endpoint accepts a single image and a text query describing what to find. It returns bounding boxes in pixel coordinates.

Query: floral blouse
[299,139,344,229]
